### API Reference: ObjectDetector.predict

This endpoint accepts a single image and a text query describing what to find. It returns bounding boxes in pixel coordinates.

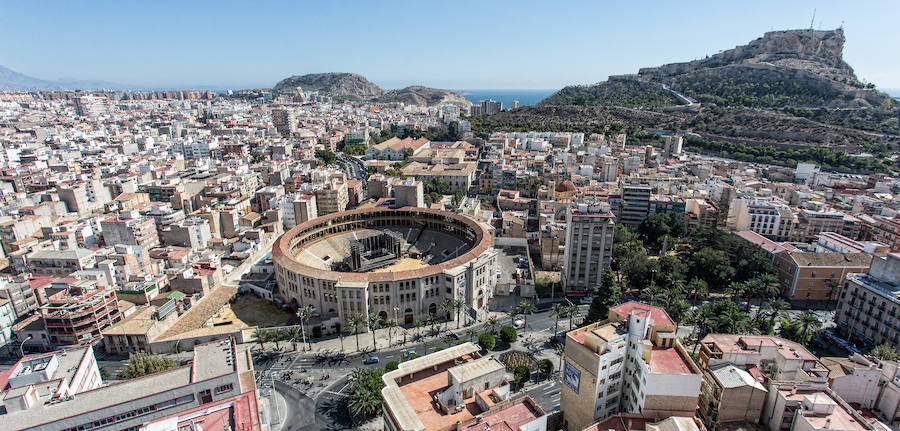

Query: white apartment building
[561,302,701,431]
[835,253,900,349]
[563,203,615,295]
[279,193,318,229]
[730,197,796,241]
[173,139,219,160]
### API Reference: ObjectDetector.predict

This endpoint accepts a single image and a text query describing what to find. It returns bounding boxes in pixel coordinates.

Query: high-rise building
[619,185,651,227]
[315,180,349,215]
[601,156,618,182]
[73,95,107,117]
[272,108,296,137]
[480,99,502,115]
[564,203,615,294]
[560,302,701,431]
[663,135,683,156]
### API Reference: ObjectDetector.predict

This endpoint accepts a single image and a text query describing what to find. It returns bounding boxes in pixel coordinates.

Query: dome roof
[555,180,576,193]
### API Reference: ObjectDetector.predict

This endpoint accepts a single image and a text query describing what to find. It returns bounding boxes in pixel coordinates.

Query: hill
[273,73,384,100]
[0,65,138,91]
[542,29,894,110]
[0,65,61,91]
[539,79,681,108]
[377,86,471,107]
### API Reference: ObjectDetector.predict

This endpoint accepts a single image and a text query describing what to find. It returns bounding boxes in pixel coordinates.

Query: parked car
[363,356,380,365]
[513,319,525,329]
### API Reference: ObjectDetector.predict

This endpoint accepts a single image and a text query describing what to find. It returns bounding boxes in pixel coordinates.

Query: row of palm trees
[252,304,318,351]
[549,301,583,338]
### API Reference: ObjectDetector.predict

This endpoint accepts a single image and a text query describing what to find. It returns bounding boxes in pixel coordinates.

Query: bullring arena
[272,207,498,331]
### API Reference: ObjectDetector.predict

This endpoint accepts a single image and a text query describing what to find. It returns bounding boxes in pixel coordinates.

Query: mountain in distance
[273,72,384,101]
[377,85,471,107]
[273,72,470,107]
[541,29,895,109]
[0,65,133,91]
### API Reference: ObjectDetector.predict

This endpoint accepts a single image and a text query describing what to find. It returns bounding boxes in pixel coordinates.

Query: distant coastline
[457,89,556,108]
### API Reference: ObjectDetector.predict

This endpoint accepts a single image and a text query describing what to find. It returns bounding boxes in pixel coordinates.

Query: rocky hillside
[542,29,894,109]
[539,79,680,107]
[377,86,471,107]
[273,73,384,100]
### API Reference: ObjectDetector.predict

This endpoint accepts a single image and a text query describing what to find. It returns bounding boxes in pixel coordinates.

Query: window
[215,383,233,395]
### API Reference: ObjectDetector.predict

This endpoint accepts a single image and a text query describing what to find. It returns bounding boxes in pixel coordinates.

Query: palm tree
[450,298,465,329]
[518,301,536,331]
[554,343,565,371]
[336,323,345,352]
[295,305,316,350]
[427,313,438,336]
[271,328,283,350]
[485,316,500,335]
[440,300,454,324]
[414,320,425,339]
[566,303,581,330]
[346,314,364,352]
[825,279,841,308]
[287,326,303,351]
[550,303,566,338]
[688,306,714,355]
[758,274,781,302]
[506,308,520,327]
[798,311,822,340]
[367,314,380,351]
[767,298,789,331]
[383,318,398,347]
[443,334,456,348]
[252,328,269,349]
[465,327,478,342]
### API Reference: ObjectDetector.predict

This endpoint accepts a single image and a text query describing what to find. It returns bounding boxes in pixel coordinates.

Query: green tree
[478,333,496,350]
[367,314,380,351]
[687,247,735,288]
[315,149,337,165]
[666,299,691,327]
[500,326,518,343]
[98,365,111,381]
[585,268,620,323]
[385,361,400,371]
[347,313,364,352]
[252,327,269,349]
[871,344,900,361]
[296,304,316,350]
[119,352,177,379]
[465,327,478,342]
[550,303,567,338]
[566,303,581,330]
[286,326,303,351]
[537,359,554,380]
[514,365,531,385]
[486,316,500,335]
[383,318,398,347]
[348,368,385,419]
[518,301,536,330]
[798,311,823,341]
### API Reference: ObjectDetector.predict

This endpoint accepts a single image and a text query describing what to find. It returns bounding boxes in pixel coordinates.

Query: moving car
[363,356,380,365]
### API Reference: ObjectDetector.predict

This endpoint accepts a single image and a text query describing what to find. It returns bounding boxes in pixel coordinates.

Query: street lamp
[19,335,33,357]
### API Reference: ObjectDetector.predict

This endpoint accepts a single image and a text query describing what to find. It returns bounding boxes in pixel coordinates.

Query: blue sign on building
[563,361,581,393]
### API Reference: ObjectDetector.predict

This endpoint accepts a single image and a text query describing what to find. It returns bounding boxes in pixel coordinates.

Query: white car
[513,319,525,329]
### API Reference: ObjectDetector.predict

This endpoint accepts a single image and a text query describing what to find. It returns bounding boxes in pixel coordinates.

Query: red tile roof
[611,301,674,327]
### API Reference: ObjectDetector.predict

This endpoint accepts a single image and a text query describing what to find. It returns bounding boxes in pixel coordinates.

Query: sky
[1,1,899,91]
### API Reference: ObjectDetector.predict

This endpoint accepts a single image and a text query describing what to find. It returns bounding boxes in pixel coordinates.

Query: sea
[457,89,557,108]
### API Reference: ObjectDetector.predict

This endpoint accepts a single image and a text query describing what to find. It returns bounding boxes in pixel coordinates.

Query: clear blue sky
[2,0,898,90]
